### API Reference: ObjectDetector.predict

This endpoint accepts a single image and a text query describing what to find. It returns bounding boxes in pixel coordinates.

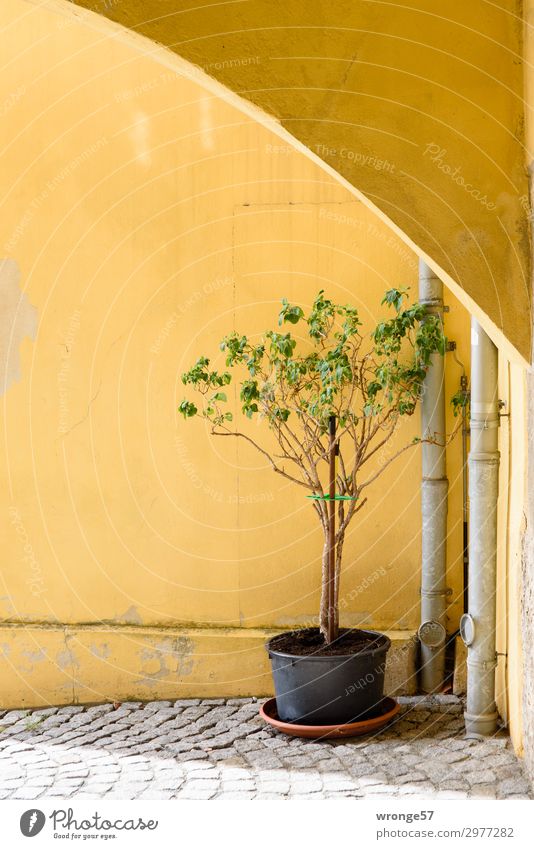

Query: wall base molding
[0,624,417,709]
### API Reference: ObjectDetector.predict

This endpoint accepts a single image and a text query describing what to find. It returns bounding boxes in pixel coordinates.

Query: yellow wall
[69,0,531,362]
[491,0,534,765]
[0,0,470,707]
[495,359,526,755]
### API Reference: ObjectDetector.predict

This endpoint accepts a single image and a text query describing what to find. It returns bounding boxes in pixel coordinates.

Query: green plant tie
[306,494,357,501]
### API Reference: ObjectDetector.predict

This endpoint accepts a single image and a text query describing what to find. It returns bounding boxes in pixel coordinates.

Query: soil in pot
[269,627,383,657]
[267,627,391,725]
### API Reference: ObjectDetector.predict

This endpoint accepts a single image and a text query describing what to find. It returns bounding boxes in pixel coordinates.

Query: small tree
[179,289,446,644]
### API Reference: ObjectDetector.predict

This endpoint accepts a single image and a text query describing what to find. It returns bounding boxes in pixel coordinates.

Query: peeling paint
[0,595,15,616]
[89,642,111,658]
[114,606,143,625]
[21,649,46,663]
[0,259,38,394]
[56,643,80,672]
[55,649,73,671]
[138,637,194,687]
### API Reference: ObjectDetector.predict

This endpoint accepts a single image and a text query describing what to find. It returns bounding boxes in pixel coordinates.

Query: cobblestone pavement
[0,696,531,800]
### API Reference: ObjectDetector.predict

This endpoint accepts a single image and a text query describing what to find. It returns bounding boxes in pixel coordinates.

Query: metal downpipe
[418,260,449,693]
[463,318,500,738]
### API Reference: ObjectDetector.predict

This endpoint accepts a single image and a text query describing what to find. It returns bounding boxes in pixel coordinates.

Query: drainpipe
[418,260,449,693]
[462,318,499,737]
[459,371,470,613]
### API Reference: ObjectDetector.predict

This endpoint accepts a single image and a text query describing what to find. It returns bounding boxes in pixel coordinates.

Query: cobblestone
[0,698,530,799]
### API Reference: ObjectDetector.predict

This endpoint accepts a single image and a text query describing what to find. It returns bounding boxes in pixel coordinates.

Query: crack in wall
[62,627,79,704]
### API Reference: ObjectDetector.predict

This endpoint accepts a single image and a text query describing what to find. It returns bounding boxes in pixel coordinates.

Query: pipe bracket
[470,419,499,430]
[466,655,498,672]
[419,297,443,308]
[420,587,452,598]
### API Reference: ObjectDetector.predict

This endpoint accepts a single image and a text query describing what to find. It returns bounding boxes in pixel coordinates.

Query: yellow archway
[68,0,531,361]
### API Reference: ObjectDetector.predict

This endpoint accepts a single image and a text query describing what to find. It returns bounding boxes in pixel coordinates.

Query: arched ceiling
[69,0,531,360]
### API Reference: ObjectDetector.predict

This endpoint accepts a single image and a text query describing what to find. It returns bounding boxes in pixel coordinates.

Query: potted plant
[179,288,446,725]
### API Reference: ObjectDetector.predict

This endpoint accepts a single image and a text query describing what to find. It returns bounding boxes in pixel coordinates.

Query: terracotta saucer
[259,696,400,739]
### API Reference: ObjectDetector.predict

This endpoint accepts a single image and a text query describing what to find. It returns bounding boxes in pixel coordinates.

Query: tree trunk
[320,416,341,644]
[319,529,331,642]
[319,524,341,643]
[334,531,345,636]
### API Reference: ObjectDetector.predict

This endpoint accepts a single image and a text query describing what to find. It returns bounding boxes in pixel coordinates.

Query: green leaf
[279,300,304,326]
[382,288,408,313]
[451,389,470,417]
[178,400,197,418]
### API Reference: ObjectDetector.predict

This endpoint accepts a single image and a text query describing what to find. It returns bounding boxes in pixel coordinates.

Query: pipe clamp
[420,587,452,598]
[466,656,498,672]
[419,297,443,308]
[470,419,499,430]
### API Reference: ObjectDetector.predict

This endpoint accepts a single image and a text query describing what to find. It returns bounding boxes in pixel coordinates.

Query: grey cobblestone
[0,698,530,799]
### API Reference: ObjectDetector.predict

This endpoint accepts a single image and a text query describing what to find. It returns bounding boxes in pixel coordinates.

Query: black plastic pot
[267,628,391,725]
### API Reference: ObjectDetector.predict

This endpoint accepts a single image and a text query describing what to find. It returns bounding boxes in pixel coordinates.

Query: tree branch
[211,427,314,490]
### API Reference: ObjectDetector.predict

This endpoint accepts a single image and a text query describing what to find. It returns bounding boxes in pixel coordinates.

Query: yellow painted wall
[0,0,470,707]
[69,0,531,361]
[495,359,526,756]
